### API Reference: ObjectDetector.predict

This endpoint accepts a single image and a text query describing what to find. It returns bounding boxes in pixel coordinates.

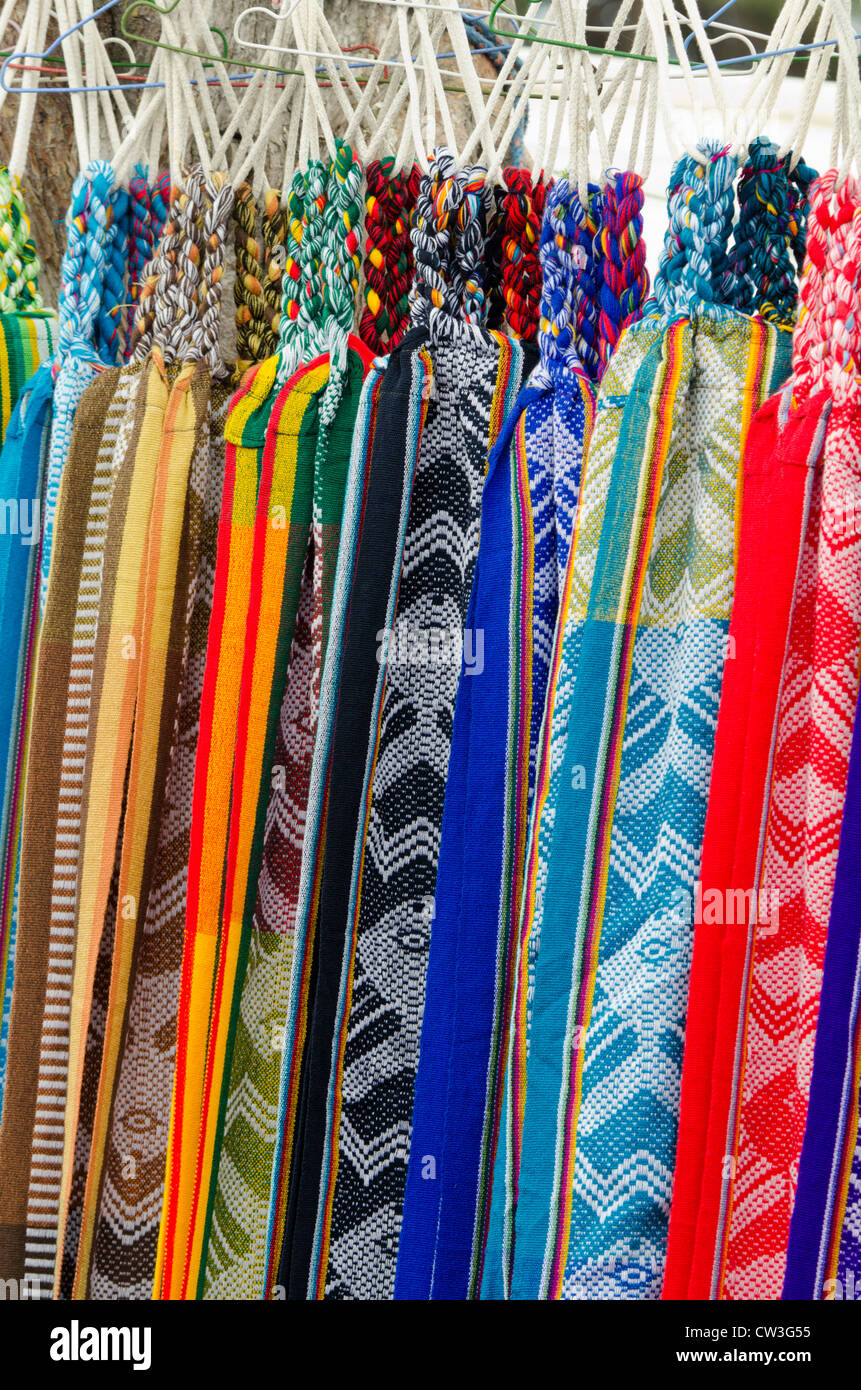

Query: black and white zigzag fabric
[322,330,528,1299]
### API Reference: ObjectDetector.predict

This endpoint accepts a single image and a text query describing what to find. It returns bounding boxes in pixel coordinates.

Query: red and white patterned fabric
[721,175,861,1299]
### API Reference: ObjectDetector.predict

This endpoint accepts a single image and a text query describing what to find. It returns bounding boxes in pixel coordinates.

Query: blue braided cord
[537,178,579,370]
[97,183,130,365]
[727,136,819,324]
[789,156,818,277]
[654,139,739,321]
[537,178,595,380]
[43,160,115,614]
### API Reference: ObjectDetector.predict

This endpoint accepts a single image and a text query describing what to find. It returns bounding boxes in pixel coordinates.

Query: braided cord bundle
[536,177,583,373]
[571,185,603,380]
[361,157,396,352]
[297,158,329,361]
[131,166,233,368]
[130,178,182,359]
[806,173,861,401]
[409,148,467,336]
[789,158,817,282]
[793,170,856,399]
[275,169,308,376]
[319,142,363,366]
[0,167,43,311]
[596,170,649,377]
[170,167,206,363]
[654,140,739,321]
[126,166,153,356]
[233,182,272,368]
[387,165,421,347]
[96,184,130,366]
[498,167,548,340]
[261,187,287,343]
[55,162,115,368]
[728,137,818,325]
[451,168,492,329]
[360,158,421,353]
[313,141,365,438]
[485,184,506,330]
[150,172,171,247]
[126,169,172,361]
[198,172,234,376]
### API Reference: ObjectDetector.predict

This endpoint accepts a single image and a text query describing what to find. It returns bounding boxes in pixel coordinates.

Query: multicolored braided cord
[497,167,549,340]
[572,183,604,379]
[654,140,739,321]
[536,177,585,373]
[728,136,818,325]
[261,187,287,344]
[596,170,649,376]
[233,182,273,367]
[0,165,43,311]
[96,182,129,365]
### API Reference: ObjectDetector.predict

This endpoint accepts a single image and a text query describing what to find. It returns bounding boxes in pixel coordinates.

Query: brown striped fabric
[21,359,148,1296]
[58,842,121,1298]
[0,364,132,1290]
[89,380,231,1299]
[65,361,213,1300]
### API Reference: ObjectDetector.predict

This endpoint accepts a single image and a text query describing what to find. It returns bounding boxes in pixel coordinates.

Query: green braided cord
[320,140,364,368]
[276,168,307,378]
[0,166,43,311]
[296,157,328,358]
[318,140,365,435]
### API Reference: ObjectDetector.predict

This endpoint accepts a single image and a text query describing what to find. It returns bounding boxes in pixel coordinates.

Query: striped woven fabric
[716,200,861,1297]
[309,326,525,1301]
[782,680,861,1300]
[482,145,800,1302]
[483,139,802,1300]
[268,341,433,1300]
[54,357,171,1295]
[513,313,790,1301]
[63,359,213,1300]
[717,400,861,1298]
[662,171,831,1301]
[395,347,584,1301]
[155,355,280,1300]
[0,364,54,1122]
[202,346,369,1299]
[0,364,122,1289]
[159,358,330,1300]
[88,380,231,1299]
[662,387,828,1301]
[0,311,56,443]
[480,316,665,1300]
[182,359,329,1296]
[395,168,650,1300]
[22,359,148,1295]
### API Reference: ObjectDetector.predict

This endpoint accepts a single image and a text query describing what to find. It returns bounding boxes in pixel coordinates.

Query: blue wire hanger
[0,0,260,95]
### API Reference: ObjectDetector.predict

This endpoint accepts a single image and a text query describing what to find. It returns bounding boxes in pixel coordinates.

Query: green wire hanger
[487,0,665,63]
[487,0,831,71]
[120,0,305,80]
